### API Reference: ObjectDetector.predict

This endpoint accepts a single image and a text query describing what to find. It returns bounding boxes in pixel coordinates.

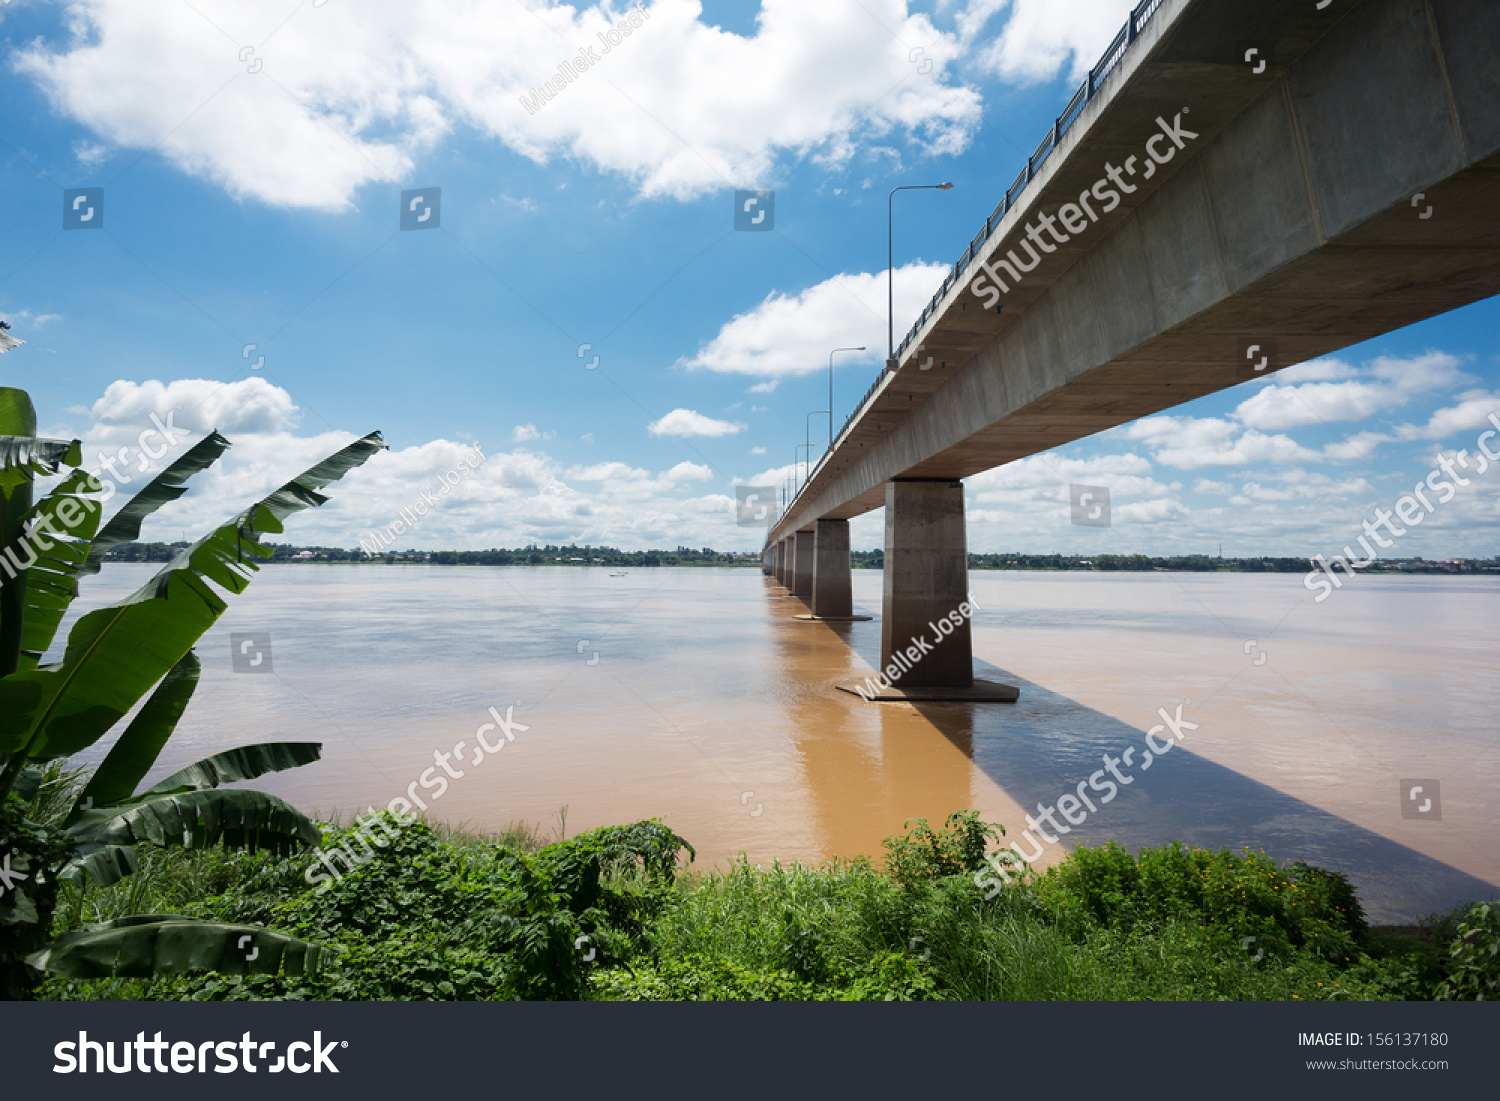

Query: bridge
[763,0,1500,698]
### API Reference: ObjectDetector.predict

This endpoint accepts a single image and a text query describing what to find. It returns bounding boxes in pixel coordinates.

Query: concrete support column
[777,539,789,585]
[791,530,814,600]
[881,480,971,688]
[811,518,853,618]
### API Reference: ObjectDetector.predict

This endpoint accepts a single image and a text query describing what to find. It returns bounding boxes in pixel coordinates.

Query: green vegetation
[860,550,1498,574]
[0,384,383,997]
[100,541,765,568]
[100,543,1500,573]
[24,806,1496,1003]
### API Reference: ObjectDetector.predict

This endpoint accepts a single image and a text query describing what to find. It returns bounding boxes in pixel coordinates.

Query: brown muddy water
[60,564,1500,923]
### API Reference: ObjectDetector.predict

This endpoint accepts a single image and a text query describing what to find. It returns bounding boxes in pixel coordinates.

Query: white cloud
[87,377,300,438]
[0,308,64,329]
[73,139,109,167]
[512,423,555,442]
[1393,390,1500,440]
[680,262,945,377]
[17,0,982,209]
[1321,431,1387,462]
[966,0,1139,85]
[1120,414,1334,469]
[1234,352,1469,432]
[647,408,745,437]
[661,460,713,484]
[41,377,771,553]
[750,446,766,455]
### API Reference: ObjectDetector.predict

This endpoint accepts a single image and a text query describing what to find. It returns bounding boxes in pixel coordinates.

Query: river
[60,564,1500,924]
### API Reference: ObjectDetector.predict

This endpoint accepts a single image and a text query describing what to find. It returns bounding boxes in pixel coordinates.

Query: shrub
[1436,901,1500,1000]
[1034,842,1366,963]
[883,811,1004,887]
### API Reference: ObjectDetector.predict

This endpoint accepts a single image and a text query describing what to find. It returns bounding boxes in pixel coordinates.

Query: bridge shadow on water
[826,620,1497,924]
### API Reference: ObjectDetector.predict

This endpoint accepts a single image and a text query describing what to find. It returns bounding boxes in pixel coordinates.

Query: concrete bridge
[764,0,1500,697]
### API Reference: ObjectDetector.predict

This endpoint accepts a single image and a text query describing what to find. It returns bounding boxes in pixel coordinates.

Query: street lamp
[795,443,815,492]
[828,346,864,448]
[888,183,954,370]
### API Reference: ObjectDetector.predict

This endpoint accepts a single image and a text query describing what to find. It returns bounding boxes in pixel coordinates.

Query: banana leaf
[69,787,323,856]
[74,651,200,812]
[57,843,139,889]
[15,469,105,669]
[0,391,40,678]
[27,915,329,979]
[0,434,82,488]
[147,740,322,795]
[81,430,232,577]
[0,431,385,760]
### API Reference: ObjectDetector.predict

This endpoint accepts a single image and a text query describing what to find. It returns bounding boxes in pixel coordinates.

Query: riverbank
[37,811,1494,1001]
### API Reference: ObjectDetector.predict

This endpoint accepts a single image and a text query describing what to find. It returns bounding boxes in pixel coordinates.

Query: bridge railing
[888,0,1168,366]
[792,0,1173,529]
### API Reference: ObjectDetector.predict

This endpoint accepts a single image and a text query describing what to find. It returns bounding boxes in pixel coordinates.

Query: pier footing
[834,677,1019,703]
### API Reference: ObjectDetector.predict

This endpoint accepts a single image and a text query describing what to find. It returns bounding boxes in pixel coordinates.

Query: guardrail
[803,0,1171,499]
[775,0,1171,536]
[889,0,1168,366]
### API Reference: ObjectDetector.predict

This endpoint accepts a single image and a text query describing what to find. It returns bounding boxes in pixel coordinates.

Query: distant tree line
[99,542,762,568]
[855,550,1498,573]
[100,542,1496,573]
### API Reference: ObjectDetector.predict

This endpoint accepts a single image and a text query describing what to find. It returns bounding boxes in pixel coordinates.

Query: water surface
[63,564,1500,923]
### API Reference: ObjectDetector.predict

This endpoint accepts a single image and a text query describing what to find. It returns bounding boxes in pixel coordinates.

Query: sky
[1,0,1497,559]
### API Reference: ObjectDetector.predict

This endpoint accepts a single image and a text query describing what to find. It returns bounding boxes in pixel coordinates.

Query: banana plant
[0,384,385,992]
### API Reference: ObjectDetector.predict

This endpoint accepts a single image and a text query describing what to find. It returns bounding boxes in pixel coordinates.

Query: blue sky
[1,0,1496,558]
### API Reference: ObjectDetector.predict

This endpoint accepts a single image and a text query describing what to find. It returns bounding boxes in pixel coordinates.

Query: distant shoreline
[100,542,1499,575]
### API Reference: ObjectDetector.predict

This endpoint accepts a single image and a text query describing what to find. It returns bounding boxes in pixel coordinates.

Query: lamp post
[828,346,864,449]
[795,443,814,492]
[888,183,954,370]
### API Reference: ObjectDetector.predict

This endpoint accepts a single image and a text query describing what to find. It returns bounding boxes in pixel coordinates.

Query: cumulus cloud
[964,0,1139,85]
[1118,415,1321,469]
[17,0,982,209]
[1233,352,1469,432]
[512,423,555,442]
[680,262,946,377]
[39,377,773,552]
[88,377,301,437]
[647,408,745,437]
[1393,390,1500,440]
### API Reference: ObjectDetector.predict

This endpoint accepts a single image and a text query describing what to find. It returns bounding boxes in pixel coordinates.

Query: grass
[27,809,1493,1002]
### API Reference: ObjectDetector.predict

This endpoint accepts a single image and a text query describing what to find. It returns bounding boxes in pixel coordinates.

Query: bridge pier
[774,538,788,587]
[795,518,872,621]
[882,481,971,687]
[837,480,1016,702]
[812,519,852,617]
[791,530,814,600]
